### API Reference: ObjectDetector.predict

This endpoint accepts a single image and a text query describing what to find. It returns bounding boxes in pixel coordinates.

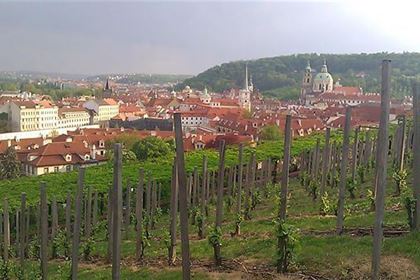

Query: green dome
[313,72,333,82]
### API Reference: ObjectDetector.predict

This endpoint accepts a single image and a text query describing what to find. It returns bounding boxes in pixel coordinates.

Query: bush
[274,219,299,273]
[403,196,416,230]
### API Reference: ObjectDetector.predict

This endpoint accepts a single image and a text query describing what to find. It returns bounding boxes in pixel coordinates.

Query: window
[54,166,59,172]
[44,168,49,174]
[66,165,71,172]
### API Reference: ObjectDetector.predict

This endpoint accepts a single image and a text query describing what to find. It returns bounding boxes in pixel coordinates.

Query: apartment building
[83,98,119,123]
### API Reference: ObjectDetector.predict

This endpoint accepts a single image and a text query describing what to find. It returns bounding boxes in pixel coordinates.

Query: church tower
[103,78,112,97]
[239,64,251,111]
[300,61,312,104]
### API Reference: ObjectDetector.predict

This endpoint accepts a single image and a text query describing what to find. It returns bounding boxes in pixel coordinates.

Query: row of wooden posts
[293,60,420,280]
[0,60,418,280]
[0,120,277,279]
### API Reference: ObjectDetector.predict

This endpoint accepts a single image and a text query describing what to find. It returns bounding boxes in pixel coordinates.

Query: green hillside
[179,53,420,100]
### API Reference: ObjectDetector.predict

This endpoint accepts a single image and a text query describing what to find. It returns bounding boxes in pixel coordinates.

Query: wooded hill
[179,52,420,100]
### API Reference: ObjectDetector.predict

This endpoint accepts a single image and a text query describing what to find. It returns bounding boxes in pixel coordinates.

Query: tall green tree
[132,136,173,161]
[260,125,282,141]
[0,147,21,179]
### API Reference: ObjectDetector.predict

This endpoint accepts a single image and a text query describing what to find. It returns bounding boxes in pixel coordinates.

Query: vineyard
[0,62,418,279]
[0,132,344,209]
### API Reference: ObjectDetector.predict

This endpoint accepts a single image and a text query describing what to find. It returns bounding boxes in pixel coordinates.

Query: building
[83,98,119,124]
[0,100,59,132]
[238,64,252,111]
[57,107,92,129]
[20,141,106,176]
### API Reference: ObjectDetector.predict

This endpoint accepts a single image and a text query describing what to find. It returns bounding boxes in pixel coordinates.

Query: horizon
[1,51,417,78]
[1,1,420,76]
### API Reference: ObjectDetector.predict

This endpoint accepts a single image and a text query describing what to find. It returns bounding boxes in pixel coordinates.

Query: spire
[321,58,328,73]
[244,63,249,91]
[105,79,110,90]
[306,60,311,70]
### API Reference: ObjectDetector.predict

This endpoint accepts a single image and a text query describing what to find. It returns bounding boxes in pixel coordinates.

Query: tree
[0,147,21,179]
[106,133,141,151]
[260,125,282,141]
[132,136,173,161]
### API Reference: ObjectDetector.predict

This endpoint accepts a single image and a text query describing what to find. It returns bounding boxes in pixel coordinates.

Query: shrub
[392,169,408,195]
[274,219,299,273]
[403,196,416,230]
[346,178,357,199]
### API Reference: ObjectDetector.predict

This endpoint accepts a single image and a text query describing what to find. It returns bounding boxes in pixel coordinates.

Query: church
[300,60,363,106]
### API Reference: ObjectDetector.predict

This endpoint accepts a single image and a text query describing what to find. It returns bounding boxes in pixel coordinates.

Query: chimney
[7,139,11,147]
[91,144,96,160]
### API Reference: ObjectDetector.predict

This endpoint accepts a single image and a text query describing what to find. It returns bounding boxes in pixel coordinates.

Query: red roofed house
[21,141,106,176]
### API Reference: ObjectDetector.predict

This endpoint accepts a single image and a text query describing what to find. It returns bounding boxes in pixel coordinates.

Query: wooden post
[396,116,406,195]
[320,127,331,196]
[143,176,150,237]
[199,155,207,239]
[227,166,233,201]
[279,115,292,220]
[313,139,321,180]
[169,162,178,264]
[211,171,216,202]
[51,196,59,256]
[124,181,131,239]
[187,174,192,207]
[364,131,372,167]
[411,81,420,231]
[214,140,226,266]
[93,191,98,227]
[71,168,85,279]
[330,141,337,187]
[249,153,256,210]
[157,183,162,209]
[151,180,157,229]
[235,144,244,236]
[51,197,58,241]
[65,192,72,245]
[20,193,26,269]
[3,198,10,262]
[192,167,198,209]
[136,169,144,261]
[173,112,191,279]
[351,127,360,182]
[86,185,92,239]
[16,211,20,261]
[106,186,113,263]
[337,106,352,235]
[372,60,391,280]
[40,183,48,280]
[112,143,123,280]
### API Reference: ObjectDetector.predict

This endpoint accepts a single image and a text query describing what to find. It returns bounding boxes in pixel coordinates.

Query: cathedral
[238,64,253,111]
[300,60,334,104]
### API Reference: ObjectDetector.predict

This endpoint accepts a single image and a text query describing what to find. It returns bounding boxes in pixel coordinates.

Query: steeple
[249,74,254,92]
[321,59,328,73]
[104,79,110,90]
[305,60,312,71]
[244,63,249,91]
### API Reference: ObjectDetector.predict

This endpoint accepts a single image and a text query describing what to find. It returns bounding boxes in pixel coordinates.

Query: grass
[1,159,419,279]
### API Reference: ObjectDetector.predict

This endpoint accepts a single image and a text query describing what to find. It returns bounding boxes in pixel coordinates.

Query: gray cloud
[0,1,413,75]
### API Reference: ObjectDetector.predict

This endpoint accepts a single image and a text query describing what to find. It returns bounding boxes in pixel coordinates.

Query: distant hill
[87,73,193,85]
[179,53,420,100]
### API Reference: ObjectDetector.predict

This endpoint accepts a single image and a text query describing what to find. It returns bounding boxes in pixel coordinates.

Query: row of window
[43,165,72,174]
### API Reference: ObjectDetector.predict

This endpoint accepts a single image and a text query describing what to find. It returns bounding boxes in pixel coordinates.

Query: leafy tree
[0,147,21,179]
[132,136,173,161]
[260,125,282,141]
[179,52,420,99]
[106,133,141,151]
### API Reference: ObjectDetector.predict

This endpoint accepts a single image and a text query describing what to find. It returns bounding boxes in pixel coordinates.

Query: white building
[83,98,119,123]
[0,100,59,132]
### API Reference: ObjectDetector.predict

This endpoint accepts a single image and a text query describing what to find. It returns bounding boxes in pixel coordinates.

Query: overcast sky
[0,1,419,75]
